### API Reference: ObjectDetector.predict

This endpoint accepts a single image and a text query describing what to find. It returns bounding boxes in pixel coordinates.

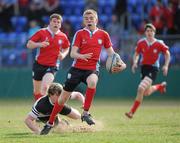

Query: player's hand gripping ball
[106,53,126,73]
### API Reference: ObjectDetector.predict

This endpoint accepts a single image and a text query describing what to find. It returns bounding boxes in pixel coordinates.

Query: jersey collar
[145,38,157,46]
[84,27,99,35]
[47,26,60,36]
[48,97,54,105]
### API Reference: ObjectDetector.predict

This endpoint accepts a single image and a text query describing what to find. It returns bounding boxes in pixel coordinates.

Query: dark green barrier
[0,68,179,98]
[96,68,180,98]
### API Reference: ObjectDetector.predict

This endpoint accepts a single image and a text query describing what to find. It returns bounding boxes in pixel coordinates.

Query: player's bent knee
[58,96,69,104]
[58,98,65,104]
[138,85,146,93]
[144,90,151,96]
[88,81,97,88]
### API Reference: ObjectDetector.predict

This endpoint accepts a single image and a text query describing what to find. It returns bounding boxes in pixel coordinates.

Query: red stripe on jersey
[29,28,70,66]
[72,28,112,70]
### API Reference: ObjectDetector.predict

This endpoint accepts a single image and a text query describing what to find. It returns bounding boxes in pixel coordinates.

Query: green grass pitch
[0,98,179,143]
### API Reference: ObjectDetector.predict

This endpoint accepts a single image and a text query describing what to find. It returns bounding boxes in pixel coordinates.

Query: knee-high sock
[49,101,64,125]
[130,100,141,114]
[83,88,96,111]
[154,84,163,92]
[34,93,42,101]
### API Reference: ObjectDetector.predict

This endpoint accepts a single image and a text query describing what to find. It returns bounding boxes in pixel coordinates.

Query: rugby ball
[106,53,125,73]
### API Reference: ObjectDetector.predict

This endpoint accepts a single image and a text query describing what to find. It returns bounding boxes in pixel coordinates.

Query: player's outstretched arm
[132,52,139,74]
[162,50,170,76]
[105,46,115,56]
[24,115,41,135]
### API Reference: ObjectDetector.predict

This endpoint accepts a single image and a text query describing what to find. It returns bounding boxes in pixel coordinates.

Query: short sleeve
[29,30,42,42]
[135,41,141,53]
[62,34,70,49]
[103,31,112,49]
[159,40,169,54]
[72,31,81,48]
[28,105,40,119]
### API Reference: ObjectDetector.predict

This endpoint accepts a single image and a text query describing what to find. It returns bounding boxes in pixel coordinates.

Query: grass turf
[0,99,179,143]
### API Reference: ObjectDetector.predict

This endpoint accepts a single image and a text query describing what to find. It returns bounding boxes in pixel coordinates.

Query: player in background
[26,13,70,101]
[24,82,85,135]
[125,23,170,119]
[40,9,126,135]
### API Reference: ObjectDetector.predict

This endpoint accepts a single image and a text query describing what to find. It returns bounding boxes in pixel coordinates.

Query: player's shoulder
[57,31,69,39]
[58,30,67,36]
[35,28,48,35]
[35,96,49,110]
[73,29,85,38]
[137,38,146,44]
[155,39,165,44]
[97,28,108,34]
[155,39,169,48]
[76,29,85,34]
[38,28,47,32]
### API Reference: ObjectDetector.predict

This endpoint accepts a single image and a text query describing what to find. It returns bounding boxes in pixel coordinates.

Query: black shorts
[141,65,158,82]
[63,67,99,92]
[32,61,58,81]
[37,105,71,123]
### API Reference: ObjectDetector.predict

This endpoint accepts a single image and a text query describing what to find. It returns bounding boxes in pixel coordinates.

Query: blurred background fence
[0,0,180,98]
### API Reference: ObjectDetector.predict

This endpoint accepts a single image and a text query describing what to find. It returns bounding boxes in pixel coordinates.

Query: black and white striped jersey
[28,95,71,119]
